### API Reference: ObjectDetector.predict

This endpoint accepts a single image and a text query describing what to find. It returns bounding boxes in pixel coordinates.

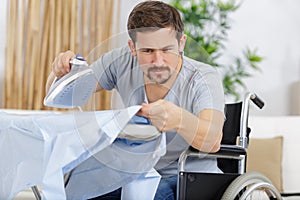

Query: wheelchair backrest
[221,102,250,145]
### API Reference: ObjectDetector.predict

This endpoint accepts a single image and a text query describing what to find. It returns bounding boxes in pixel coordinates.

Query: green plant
[170,0,263,101]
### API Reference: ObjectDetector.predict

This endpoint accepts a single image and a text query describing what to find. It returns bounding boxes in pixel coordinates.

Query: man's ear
[179,34,187,53]
[128,40,137,57]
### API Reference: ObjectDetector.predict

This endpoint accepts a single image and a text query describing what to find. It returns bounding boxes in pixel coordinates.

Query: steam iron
[43,54,96,108]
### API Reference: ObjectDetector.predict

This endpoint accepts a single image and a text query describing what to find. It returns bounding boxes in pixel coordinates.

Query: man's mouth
[148,66,170,74]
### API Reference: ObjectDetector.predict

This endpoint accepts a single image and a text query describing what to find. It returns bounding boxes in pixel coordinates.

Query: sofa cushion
[246,136,283,192]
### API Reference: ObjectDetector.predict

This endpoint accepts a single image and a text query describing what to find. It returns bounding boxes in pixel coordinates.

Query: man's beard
[147,66,172,84]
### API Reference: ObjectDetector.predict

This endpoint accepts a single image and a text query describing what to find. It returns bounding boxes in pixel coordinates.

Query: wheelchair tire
[221,172,282,200]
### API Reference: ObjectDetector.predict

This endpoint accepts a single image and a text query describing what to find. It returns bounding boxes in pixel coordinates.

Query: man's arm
[137,100,224,152]
[178,107,224,152]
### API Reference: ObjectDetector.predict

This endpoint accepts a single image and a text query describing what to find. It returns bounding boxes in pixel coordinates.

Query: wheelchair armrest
[188,144,246,157]
[179,145,247,172]
[214,144,246,156]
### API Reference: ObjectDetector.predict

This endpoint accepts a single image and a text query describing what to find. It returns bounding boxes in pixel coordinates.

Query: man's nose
[153,50,164,66]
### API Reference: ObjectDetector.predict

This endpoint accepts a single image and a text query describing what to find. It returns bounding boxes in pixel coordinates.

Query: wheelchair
[177,92,282,200]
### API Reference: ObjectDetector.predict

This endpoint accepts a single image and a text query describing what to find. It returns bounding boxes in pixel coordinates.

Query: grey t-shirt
[90,46,225,177]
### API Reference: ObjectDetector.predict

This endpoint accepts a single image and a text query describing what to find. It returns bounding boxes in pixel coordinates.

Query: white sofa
[249,116,300,194]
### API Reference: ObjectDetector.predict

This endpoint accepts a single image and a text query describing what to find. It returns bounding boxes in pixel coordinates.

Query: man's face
[130,28,185,84]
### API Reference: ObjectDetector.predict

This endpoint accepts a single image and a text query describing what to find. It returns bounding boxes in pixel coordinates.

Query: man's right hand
[45,50,75,93]
[52,50,75,79]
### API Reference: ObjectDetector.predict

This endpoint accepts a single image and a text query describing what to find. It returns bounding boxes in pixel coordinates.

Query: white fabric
[0,106,164,200]
[121,169,161,200]
[65,134,166,199]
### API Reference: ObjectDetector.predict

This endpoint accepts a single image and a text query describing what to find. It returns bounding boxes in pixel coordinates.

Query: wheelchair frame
[177,92,282,200]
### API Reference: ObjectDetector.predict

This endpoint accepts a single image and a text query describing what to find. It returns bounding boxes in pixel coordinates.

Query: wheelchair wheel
[221,172,282,200]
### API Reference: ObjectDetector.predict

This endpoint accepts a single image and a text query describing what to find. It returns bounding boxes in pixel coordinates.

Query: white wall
[1,0,300,116]
[224,0,300,116]
[119,0,142,32]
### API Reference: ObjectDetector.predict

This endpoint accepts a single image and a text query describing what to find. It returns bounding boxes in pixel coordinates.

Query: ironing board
[0,106,165,200]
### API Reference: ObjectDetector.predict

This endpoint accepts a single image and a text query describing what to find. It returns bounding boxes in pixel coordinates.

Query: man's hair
[127,1,184,43]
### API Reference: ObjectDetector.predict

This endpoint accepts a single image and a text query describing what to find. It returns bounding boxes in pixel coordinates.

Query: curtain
[3,0,120,110]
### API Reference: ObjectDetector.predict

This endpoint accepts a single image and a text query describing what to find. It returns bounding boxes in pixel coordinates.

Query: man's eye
[141,49,153,53]
[162,48,173,53]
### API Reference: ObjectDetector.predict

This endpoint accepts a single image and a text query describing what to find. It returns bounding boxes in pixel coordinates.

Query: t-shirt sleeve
[89,50,118,90]
[192,70,225,115]
[89,46,134,91]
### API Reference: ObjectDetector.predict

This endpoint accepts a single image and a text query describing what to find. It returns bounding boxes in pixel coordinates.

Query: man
[46,1,224,199]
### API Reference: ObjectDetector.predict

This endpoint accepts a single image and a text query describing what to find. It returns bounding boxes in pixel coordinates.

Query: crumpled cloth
[0,106,165,200]
[65,135,166,200]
